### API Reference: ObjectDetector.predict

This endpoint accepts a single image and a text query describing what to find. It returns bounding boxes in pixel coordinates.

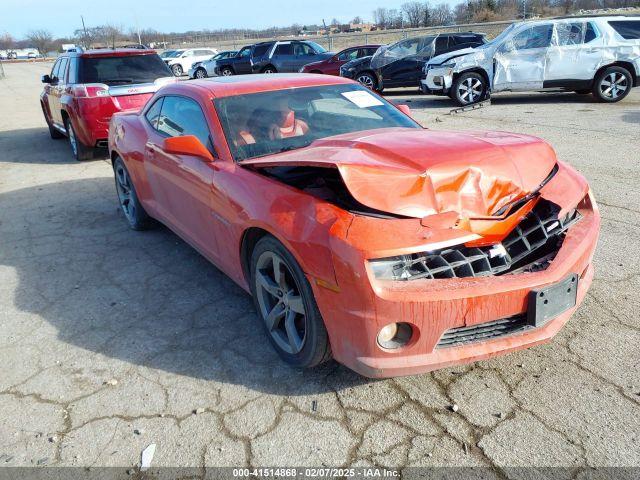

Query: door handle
[145,142,158,157]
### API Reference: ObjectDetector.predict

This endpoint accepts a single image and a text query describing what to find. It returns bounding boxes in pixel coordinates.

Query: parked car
[188,50,238,78]
[299,44,381,75]
[164,48,218,76]
[214,40,333,75]
[27,52,38,59]
[7,51,17,59]
[108,74,599,377]
[40,48,176,161]
[341,33,486,91]
[422,16,640,105]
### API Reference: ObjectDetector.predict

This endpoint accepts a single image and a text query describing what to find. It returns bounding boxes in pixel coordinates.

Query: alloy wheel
[599,72,628,100]
[357,74,375,89]
[195,69,206,79]
[458,77,483,104]
[115,163,136,223]
[221,68,233,76]
[263,68,276,74]
[254,251,306,355]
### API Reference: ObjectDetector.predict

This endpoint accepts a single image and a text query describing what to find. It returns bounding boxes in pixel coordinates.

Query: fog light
[377,322,413,349]
[434,76,443,86]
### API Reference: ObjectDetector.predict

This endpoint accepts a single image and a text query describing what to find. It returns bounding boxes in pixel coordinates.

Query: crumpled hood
[241,128,557,219]
[428,47,486,66]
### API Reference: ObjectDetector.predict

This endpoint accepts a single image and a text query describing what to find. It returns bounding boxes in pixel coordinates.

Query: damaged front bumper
[421,65,455,95]
[312,171,599,378]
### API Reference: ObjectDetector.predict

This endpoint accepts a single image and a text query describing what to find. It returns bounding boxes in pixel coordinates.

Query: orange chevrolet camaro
[108,74,600,378]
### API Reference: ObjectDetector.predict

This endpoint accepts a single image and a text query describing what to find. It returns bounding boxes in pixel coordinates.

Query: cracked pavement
[0,62,639,472]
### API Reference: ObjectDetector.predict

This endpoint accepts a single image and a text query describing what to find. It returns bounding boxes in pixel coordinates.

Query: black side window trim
[144,97,164,131]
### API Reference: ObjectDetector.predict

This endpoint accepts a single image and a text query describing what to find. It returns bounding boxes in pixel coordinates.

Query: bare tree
[373,7,391,28]
[431,3,454,25]
[351,16,363,24]
[402,2,425,27]
[25,29,53,57]
[0,32,14,50]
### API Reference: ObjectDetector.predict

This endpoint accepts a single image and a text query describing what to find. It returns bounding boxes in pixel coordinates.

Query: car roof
[185,73,355,98]
[68,48,158,58]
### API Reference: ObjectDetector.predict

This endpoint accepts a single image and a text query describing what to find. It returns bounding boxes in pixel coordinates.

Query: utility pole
[81,15,88,48]
[523,0,526,19]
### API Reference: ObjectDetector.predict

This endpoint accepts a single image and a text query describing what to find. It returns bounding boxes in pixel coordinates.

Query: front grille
[390,199,580,280]
[436,314,530,348]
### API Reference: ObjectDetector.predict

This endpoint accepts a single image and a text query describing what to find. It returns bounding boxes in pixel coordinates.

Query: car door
[45,59,61,126]
[143,95,222,261]
[49,57,69,126]
[493,23,553,91]
[293,42,321,71]
[233,46,253,74]
[271,43,295,71]
[381,37,433,87]
[545,21,603,84]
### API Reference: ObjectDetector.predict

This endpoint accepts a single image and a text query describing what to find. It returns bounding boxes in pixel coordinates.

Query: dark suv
[340,33,486,91]
[214,40,333,75]
[40,48,175,160]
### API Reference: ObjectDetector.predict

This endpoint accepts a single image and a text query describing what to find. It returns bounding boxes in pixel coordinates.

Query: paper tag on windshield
[341,90,384,108]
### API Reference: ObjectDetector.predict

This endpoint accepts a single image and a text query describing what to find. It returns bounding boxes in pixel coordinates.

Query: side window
[252,44,272,58]
[364,47,379,56]
[585,22,598,42]
[608,20,640,40]
[67,57,78,83]
[297,43,315,55]
[435,36,449,52]
[145,97,164,130]
[156,96,212,151]
[388,38,420,56]
[511,24,553,50]
[338,48,358,61]
[274,44,293,55]
[50,59,61,80]
[238,47,251,58]
[57,58,69,83]
[555,22,586,46]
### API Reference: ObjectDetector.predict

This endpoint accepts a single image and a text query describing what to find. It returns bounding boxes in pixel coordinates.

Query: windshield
[214,84,421,162]
[477,23,517,49]
[79,54,173,85]
[305,41,327,53]
[160,50,175,58]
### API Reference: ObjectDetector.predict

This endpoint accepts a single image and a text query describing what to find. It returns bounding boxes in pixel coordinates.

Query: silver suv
[422,16,640,104]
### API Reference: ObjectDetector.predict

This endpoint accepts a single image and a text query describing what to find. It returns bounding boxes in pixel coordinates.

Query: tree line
[2,0,638,56]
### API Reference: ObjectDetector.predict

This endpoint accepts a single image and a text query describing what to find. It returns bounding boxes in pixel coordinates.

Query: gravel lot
[0,61,639,473]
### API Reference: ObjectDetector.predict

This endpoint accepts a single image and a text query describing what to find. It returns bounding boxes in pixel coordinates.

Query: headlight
[369,254,417,281]
[439,62,456,69]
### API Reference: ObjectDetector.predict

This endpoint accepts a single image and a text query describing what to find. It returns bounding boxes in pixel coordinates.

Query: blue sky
[3,0,458,39]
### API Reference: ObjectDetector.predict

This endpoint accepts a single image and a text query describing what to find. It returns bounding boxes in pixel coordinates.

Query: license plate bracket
[527,274,578,327]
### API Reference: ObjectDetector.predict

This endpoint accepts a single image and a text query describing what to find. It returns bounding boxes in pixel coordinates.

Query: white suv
[422,16,640,104]
[165,48,218,76]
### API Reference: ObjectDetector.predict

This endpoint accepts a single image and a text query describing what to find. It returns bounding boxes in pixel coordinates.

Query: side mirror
[41,74,52,84]
[163,135,214,162]
[397,104,413,117]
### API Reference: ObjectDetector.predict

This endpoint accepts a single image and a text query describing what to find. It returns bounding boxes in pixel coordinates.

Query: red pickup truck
[40,48,175,160]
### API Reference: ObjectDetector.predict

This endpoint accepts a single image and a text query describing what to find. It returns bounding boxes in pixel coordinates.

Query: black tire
[171,64,183,76]
[250,235,331,368]
[42,105,64,139]
[113,157,153,230]
[194,67,207,79]
[592,66,632,103]
[261,65,277,74]
[356,72,377,91]
[452,71,488,106]
[220,66,234,76]
[574,89,591,95]
[65,118,93,161]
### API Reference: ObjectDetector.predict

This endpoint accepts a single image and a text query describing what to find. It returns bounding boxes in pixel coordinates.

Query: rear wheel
[113,157,152,230]
[250,236,331,368]
[194,67,207,79]
[452,72,487,106]
[593,66,632,103]
[171,64,183,76]
[65,118,93,161]
[261,65,277,74]
[220,66,234,76]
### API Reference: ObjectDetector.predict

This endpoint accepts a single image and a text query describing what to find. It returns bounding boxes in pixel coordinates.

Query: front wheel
[220,67,234,76]
[113,157,152,230]
[250,236,331,368]
[452,72,487,106]
[194,68,207,79]
[593,66,632,103]
[356,72,377,91]
[261,66,277,74]
[171,64,183,76]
